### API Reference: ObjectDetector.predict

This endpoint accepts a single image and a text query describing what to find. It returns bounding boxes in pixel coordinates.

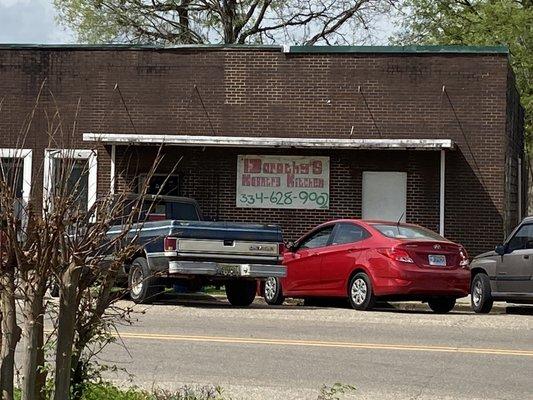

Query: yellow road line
[115,332,533,358]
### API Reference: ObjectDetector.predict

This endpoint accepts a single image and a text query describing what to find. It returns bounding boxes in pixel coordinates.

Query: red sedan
[263,219,470,313]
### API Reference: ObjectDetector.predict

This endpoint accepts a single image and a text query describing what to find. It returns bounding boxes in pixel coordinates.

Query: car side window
[298,226,334,250]
[332,223,369,245]
[507,224,533,252]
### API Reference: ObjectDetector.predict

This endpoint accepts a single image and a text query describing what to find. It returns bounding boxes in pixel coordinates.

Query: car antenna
[396,211,405,235]
[396,211,405,226]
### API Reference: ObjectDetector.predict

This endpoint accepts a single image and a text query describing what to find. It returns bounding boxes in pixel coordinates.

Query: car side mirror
[285,241,295,252]
[495,244,506,256]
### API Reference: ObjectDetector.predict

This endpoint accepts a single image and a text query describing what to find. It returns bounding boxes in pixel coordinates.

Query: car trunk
[397,240,462,269]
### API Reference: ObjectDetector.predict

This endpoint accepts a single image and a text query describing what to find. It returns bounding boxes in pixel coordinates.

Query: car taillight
[378,248,414,264]
[279,243,286,255]
[459,247,469,268]
[164,237,177,251]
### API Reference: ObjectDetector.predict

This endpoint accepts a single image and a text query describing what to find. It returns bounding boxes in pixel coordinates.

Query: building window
[44,149,97,212]
[0,149,32,203]
[138,174,180,196]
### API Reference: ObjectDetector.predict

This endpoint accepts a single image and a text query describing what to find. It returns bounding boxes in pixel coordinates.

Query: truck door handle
[498,272,507,275]
[524,255,530,259]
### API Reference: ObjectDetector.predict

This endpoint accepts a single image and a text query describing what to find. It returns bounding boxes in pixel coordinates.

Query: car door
[283,225,334,294]
[498,223,533,294]
[318,222,370,296]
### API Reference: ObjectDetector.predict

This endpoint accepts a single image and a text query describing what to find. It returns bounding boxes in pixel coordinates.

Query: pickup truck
[110,195,286,306]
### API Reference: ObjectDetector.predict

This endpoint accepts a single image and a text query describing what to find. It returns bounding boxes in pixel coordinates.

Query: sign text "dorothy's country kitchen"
[236,155,330,209]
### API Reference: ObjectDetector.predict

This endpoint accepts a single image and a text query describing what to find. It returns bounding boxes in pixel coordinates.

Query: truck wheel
[225,280,256,307]
[128,257,159,304]
[263,277,285,305]
[471,273,493,314]
[428,297,456,313]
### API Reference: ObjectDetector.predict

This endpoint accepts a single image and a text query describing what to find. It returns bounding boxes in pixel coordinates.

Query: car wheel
[49,278,60,298]
[348,272,376,311]
[428,297,456,313]
[128,257,159,304]
[263,277,285,305]
[225,280,256,307]
[471,273,493,314]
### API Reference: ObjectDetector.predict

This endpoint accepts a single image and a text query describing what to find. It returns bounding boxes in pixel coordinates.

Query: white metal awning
[83,133,455,150]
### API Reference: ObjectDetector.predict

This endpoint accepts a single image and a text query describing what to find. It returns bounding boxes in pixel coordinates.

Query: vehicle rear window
[166,202,200,220]
[372,224,444,241]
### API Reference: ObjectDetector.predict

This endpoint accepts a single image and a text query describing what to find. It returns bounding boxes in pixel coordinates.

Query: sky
[0,0,74,43]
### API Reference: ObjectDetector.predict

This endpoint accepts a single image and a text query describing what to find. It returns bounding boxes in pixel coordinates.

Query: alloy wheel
[472,279,483,307]
[351,278,367,305]
[264,277,277,301]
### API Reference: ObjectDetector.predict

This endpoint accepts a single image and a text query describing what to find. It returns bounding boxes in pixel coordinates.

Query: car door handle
[498,272,507,275]
[524,255,530,259]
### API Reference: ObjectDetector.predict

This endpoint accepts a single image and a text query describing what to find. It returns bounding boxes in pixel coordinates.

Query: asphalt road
[102,295,533,400]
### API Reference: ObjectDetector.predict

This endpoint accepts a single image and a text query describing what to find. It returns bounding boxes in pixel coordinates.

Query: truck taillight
[279,243,286,255]
[164,237,177,251]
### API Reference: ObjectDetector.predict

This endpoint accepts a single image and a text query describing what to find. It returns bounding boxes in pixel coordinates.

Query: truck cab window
[507,224,533,252]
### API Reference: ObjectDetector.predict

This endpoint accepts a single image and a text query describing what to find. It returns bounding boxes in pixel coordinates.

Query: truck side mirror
[495,244,506,256]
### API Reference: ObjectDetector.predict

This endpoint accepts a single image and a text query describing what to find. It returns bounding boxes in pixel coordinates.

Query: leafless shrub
[0,89,180,400]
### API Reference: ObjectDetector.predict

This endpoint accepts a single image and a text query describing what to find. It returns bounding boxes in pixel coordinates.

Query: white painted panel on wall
[362,171,407,222]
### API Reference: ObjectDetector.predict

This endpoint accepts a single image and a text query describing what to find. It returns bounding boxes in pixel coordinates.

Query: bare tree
[0,88,178,400]
[54,0,397,45]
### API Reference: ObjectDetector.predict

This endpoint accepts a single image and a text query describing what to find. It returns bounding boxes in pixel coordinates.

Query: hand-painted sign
[236,155,330,209]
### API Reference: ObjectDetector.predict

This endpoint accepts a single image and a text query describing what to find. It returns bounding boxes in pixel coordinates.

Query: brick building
[0,44,525,256]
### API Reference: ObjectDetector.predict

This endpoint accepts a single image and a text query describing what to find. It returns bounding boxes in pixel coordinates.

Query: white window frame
[0,148,33,203]
[43,149,97,211]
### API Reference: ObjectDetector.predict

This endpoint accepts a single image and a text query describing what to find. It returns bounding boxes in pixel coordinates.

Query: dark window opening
[139,174,180,197]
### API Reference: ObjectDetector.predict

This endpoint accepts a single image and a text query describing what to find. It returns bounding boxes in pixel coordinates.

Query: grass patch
[14,382,355,399]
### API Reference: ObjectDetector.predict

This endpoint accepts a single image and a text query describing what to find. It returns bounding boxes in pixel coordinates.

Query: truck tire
[225,280,256,307]
[428,297,456,314]
[471,273,493,314]
[128,257,160,304]
[263,277,285,305]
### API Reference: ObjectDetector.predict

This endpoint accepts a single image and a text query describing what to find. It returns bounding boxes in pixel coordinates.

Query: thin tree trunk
[21,288,45,400]
[35,311,47,400]
[0,267,21,400]
[54,266,81,400]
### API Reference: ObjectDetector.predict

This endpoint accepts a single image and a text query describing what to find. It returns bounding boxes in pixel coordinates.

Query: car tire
[128,257,160,304]
[225,280,256,307]
[428,297,456,314]
[263,277,285,305]
[348,272,376,311]
[471,273,493,314]
[49,279,60,298]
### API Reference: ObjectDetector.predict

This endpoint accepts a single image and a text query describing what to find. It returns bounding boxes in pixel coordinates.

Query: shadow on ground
[146,291,533,316]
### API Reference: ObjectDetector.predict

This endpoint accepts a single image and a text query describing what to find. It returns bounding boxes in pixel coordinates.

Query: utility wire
[442,86,486,187]
[114,83,138,135]
[194,85,217,136]
[358,86,383,137]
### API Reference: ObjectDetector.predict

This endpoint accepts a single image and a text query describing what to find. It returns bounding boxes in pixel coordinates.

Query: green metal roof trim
[0,43,282,51]
[0,43,508,54]
[289,45,509,54]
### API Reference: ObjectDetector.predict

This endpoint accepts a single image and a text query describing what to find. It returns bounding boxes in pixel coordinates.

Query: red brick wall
[0,46,519,255]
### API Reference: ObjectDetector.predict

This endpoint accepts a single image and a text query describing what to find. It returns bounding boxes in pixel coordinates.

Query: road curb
[178,293,513,313]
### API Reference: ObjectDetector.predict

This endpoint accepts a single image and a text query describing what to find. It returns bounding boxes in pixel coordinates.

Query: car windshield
[371,223,445,241]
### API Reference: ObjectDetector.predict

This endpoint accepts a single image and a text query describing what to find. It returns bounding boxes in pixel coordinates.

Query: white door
[362,171,407,222]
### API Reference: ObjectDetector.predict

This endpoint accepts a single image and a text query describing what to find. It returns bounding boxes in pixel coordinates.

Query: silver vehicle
[469,217,533,313]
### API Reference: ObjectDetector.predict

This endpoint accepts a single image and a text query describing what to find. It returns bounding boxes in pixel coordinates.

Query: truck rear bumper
[168,261,286,278]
